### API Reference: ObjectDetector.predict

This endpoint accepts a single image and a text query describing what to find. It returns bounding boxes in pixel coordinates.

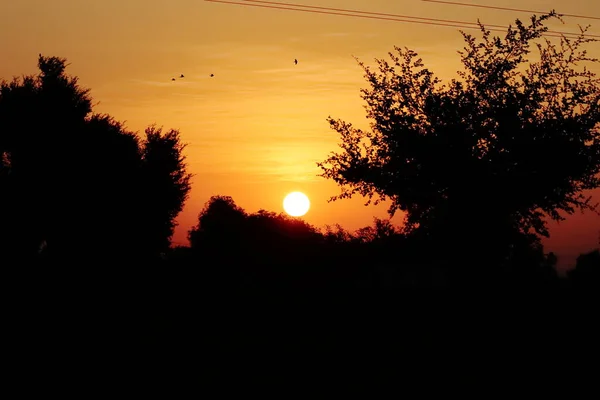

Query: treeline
[1,55,598,290]
[173,194,597,289]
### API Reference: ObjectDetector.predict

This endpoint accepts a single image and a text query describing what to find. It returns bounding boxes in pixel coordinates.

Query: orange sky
[1,0,599,271]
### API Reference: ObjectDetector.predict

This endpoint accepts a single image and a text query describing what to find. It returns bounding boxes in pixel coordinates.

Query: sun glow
[283,192,310,217]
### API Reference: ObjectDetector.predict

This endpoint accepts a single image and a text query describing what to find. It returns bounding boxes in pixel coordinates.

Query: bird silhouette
[210,74,214,77]
[171,78,176,81]
[180,74,184,78]
[294,59,298,65]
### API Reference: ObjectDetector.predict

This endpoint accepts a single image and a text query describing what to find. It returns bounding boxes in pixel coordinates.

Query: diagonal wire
[205,0,584,39]
[206,0,482,30]
[421,0,600,21]
[242,0,600,38]
[244,0,496,27]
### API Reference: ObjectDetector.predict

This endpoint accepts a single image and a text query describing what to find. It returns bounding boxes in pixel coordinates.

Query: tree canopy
[0,55,191,264]
[318,13,600,257]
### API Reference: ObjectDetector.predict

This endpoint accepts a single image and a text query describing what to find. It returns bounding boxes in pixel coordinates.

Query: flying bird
[171,78,176,81]
[210,74,214,77]
[294,59,298,65]
[180,74,184,78]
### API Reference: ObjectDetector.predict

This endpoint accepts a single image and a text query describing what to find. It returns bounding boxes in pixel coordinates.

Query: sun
[283,192,310,217]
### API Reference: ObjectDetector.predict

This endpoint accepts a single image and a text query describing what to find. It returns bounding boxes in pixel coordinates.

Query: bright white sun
[283,192,310,217]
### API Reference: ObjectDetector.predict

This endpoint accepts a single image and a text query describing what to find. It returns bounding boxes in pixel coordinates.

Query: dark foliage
[1,47,599,390]
[567,249,600,288]
[185,194,563,289]
[0,55,191,265]
[317,12,600,272]
[140,125,192,256]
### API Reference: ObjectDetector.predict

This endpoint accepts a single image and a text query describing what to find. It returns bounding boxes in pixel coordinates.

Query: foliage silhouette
[182,190,569,288]
[0,53,573,290]
[245,210,324,279]
[4,52,596,390]
[188,195,247,249]
[0,55,191,264]
[188,196,329,286]
[317,12,600,273]
[139,125,192,256]
[186,194,478,287]
[567,249,600,288]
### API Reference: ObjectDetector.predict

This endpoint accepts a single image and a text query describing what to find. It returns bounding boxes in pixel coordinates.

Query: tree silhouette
[188,195,248,250]
[77,114,143,261]
[567,249,600,288]
[243,210,324,284]
[318,13,600,270]
[322,224,355,244]
[355,217,398,243]
[187,195,248,282]
[139,125,192,257]
[246,210,321,244]
[0,55,191,264]
[0,55,93,261]
[188,196,340,285]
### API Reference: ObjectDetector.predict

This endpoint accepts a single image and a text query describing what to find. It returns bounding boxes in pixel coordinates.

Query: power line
[421,0,600,21]
[206,0,482,30]
[243,0,501,27]
[243,0,600,38]
[206,0,479,30]
[205,0,592,39]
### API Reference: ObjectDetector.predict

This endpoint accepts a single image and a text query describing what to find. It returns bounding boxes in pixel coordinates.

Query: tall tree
[318,13,600,267]
[0,56,93,261]
[139,126,192,257]
[0,55,192,264]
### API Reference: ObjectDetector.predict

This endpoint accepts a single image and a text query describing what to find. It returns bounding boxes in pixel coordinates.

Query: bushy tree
[0,55,192,264]
[140,125,192,255]
[355,218,399,243]
[318,12,600,265]
[246,210,321,241]
[188,195,247,250]
[322,224,356,244]
[0,56,94,261]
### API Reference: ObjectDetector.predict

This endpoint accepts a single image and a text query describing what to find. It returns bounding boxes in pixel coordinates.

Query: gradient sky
[1,0,599,271]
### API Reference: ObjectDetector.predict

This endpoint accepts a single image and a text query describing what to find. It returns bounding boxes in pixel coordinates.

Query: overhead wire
[243,0,514,27]
[205,0,599,39]
[244,0,600,38]
[421,0,600,21]
[206,0,487,31]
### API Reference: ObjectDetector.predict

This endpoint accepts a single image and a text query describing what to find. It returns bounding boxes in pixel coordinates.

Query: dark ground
[5,266,598,394]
